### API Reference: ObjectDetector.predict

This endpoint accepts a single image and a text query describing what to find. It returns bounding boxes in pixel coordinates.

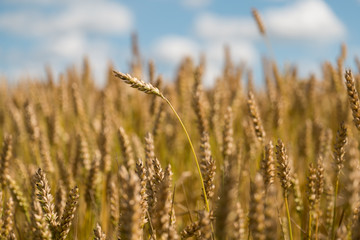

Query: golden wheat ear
[113,71,163,97]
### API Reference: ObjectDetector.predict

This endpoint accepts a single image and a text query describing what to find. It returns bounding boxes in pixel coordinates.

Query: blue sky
[0,0,359,86]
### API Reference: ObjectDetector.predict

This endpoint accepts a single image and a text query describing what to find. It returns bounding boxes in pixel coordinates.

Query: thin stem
[331,177,339,240]
[308,211,312,240]
[161,96,210,212]
[285,197,293,240]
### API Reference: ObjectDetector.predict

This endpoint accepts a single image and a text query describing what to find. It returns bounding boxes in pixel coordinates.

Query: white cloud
[0,1,133,37]
[181,0,211,8]
[152,35,258,86]
[195,13,259,41]
[0,0,133,84]
[264,0,346,42]
[153,36,199,64]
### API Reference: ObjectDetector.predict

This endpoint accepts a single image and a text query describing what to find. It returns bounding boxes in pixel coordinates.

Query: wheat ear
[114,70,210,212]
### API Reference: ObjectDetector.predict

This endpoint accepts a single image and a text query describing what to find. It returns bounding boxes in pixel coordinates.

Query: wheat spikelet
[261,141,275,189]
[199,132,216,201]
[275,139,292,198]
[113,71,162,97]
[333,122,347,176]
[248,91,266,143]
[345,70,360,130]
[1,195,14,237]
[222,106,234,161]
[135,158,149,227]
[30,187,52,240]
[34,168,58,236]
[94,223,107,240]
[57,186,79,240]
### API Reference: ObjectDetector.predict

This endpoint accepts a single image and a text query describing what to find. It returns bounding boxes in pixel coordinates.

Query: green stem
[285,196,293,240]
[331,177,339,240]
[161,96,210,212]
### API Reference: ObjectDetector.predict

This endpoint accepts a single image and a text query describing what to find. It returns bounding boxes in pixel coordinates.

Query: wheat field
[0,11,360,240]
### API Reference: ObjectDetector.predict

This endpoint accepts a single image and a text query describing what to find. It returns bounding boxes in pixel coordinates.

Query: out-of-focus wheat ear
[46,109,60,146]
[55,180,67,219]
[108,175,119,228]
[149,75,163,116]
[71,82,85,118]
[248,91,266,144]
[73,134,91,176]
[38,132,54,173]
[57,186,79,240]
[118,166,142,240]
[34,168,58,236]
[0,134,12,189]
[252,8,265,36]
[57,152,74,192]
[94,223,107,240]
[275,139,292,198]
[344,70,360,130]
[6,174,30,222]
[118,127,135,170]
[24,100,40,142]
[222,106,234,161]
[264,185,278,240]
[324,185,334,235]
[261,141,275,190]
[333,122,347,176]
[99,103,112,173]
[233,202,247,240]
[113,71,163,97]
[148,60,156,85]
[249,173,266,240]
[291,174,303,216]
[307,163,317,239]
[1,195,14,237]
[152,101,165,138]
[85,155,100,207]
[144,132,155,176]
[215,154,238,239]
[200,132,216,202]
[192,67,208,135]
[135,158,148,227]
[153,165,175,239]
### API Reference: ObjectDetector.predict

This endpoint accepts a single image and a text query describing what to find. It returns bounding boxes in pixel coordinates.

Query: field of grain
[0,11,360,240]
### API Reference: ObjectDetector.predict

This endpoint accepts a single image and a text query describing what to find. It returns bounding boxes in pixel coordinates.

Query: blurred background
[0,0,358,86]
